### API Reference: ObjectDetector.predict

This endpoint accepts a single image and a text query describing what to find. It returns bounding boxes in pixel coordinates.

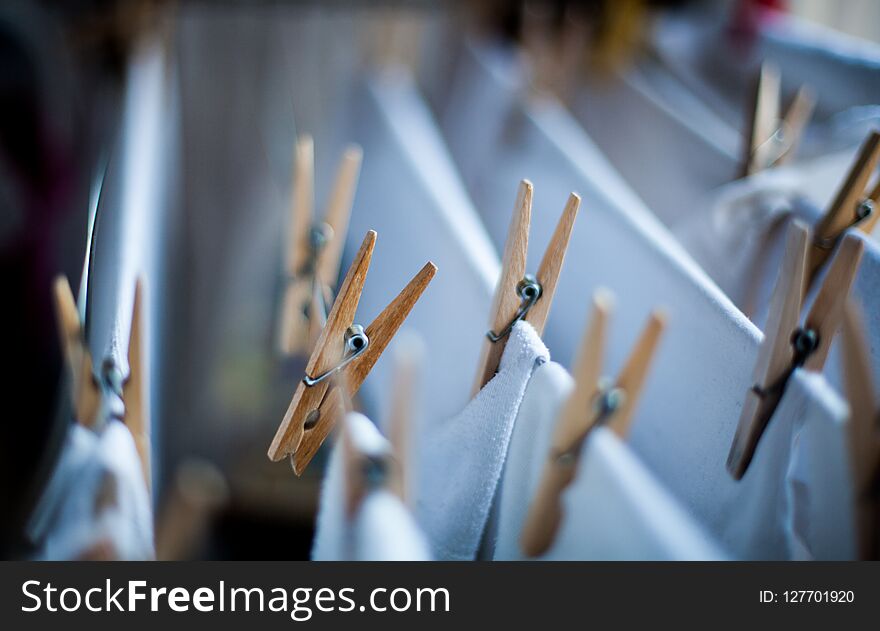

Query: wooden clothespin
[268,230,437,475]
[520,290,667,556]
[52,276,101,428]
[473,180,580,392]
[385,335,423,505]
[279,134,363,356]
[840,302,880,559]
[728,220,865,479]
[52,276,152,491]
[124,278,150,493]
[742,62,815,177]
[808,130,880,282]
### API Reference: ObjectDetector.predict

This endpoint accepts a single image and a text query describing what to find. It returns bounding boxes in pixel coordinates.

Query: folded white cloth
[413,321,549,560]
[312,412,430,561]
[32,421,154,560]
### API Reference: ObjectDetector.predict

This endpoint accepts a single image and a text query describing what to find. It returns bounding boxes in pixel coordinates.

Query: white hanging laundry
[572,62,740,228]
[341,66,499,424]
[675,163,880,399]
[312,412,430,561]
[31,421,154,560]
[545,429,729,561]
[785,372,857,560]
[491,358,726,560]
[438,37,858,558]
[413,321,548,560]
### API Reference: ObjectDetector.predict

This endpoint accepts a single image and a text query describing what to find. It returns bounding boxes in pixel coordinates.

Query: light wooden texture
[841,303,880,558]
[521,295,666,556]
[803,234,865,371]
[52,275,100,427]
[268,230,376,462]
[525,192,581,334]
[387,339,422,505]
[860,173,880,235]
[287,135,315,276]
[773,85,816,168]
[474,180,532,393]
[728,221,810,479]
[123,278,151,494]
[520,291,611,557]
[810,131,880,280]
[317,145,362,290]
[743,62,781,177]
[606,309,667,438]
[278,135,315,356]
[291,261,437,475]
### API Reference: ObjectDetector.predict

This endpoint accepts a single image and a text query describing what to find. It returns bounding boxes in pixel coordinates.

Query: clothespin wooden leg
[606,309,667,438]
[123,277,151,494]
[728,221,810,480]
[525,192,581,335]
[520,291,611,557]
[742,62,781,177]
[474,180,533,393]
[809,131,880,283]
[290,261,437,475]
[52,276,100,428]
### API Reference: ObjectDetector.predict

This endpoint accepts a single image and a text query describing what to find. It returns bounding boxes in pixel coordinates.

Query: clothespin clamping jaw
[809,130,880,283]
[840,303,880,559]
[474,180,581,392]
[267,230,437,475]
[727,220,865,480]
[279,135,363,356]
[520,290,667,557]
[742,62,815,177]
[52,275,151,491]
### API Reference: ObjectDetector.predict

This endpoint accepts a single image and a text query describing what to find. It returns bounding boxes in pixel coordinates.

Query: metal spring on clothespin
[486,275,543,342]
[813,198,875,251]
[555,379,626,468]
[302,325,370,388]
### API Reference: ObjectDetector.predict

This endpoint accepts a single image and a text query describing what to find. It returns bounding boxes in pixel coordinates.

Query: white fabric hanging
[490,356,726,560]
[438,37,859,558]
[31,421,154,560]
[312,412,430,561]
[341,67,498,426]
[572,62,740,228]
[413,321,549,560]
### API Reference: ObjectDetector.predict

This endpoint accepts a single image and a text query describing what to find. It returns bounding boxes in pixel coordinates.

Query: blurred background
[1,0,878,560]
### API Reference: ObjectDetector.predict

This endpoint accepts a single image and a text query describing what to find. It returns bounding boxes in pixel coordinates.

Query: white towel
[312,412,430,561]
[413,321,549,560]
[35,421,154,560]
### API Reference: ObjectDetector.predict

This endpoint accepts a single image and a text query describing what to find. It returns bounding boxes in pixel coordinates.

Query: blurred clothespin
[728,221,864,479]
[840,303,880,559]
[742,62,815,177]
[520,290,666,556]
[268,230,437,475]
[52,276,151,492]
[809,130,880,282]
[279,135,363,357]
[474,180,580,392]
